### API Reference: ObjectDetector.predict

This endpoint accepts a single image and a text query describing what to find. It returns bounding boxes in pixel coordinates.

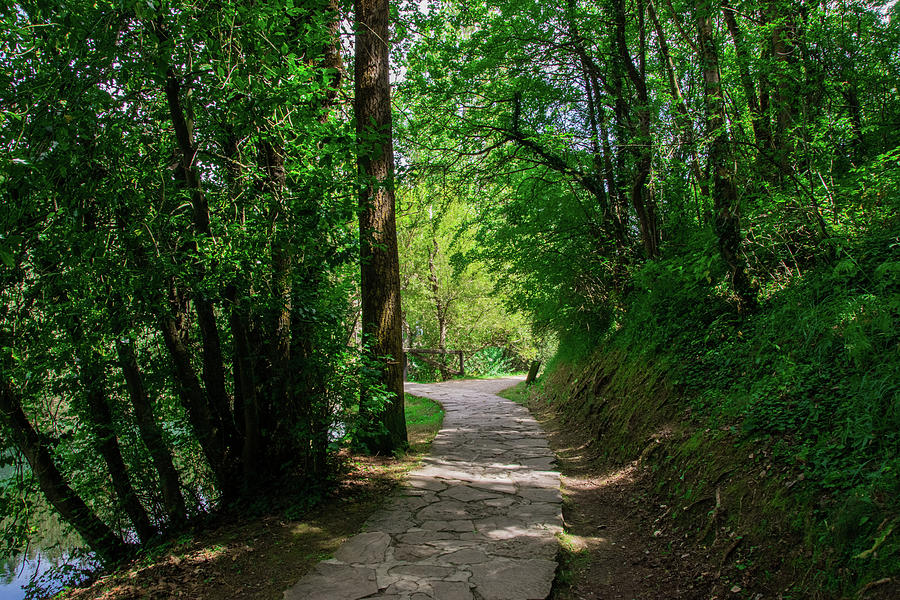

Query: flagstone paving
[283,377,562,600]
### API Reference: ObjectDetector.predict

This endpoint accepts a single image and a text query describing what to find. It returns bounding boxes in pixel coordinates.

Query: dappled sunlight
[284,379,562,599]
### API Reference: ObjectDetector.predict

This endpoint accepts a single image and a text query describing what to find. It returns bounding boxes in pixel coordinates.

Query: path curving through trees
[283,377,562,600]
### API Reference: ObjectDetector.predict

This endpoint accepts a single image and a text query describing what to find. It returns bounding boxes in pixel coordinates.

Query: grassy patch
[552,531,591,596]
[405,393,443,451]
[496,380,531,404]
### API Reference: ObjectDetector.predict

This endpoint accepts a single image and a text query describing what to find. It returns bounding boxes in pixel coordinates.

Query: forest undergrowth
[525,199,899,598]
[47,394,444,600]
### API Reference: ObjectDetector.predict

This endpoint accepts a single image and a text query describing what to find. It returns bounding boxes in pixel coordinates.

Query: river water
[0,465,91,600]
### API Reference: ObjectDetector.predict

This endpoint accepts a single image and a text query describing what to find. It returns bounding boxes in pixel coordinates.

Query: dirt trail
[526,397,751,600]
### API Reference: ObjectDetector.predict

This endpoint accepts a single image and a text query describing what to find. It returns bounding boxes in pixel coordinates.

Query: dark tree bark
[697,0,756,309]
[162,67,240,460]
[116,339,187,528]
[224,284,260,486]
[77,349,156,543]
[0,377,131,564]
[261,138,292,428]
[648,0,709,198]
[159,294,234,497]
[58,284,156,543]
[564,0,628,251]
[770,2,798,176]
[114,208,234,499]
[721,0,772,152]
[294,0,347,475]
[355,0,408,453]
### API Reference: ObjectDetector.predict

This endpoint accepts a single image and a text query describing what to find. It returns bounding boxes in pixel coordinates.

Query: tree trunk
[114,208,234,500]
[0,377,131,564]
[427,236,450,381]
[770,3,798,176]
[78,349,156,543]
[159,300,234,497]
[162,66,239,460]
[614,0,660,258]
[697,0,756,310]
[355,0,408,453]
[262,139,293,433]
[116,339,187,528]
[721,0,771,151]
[648,0,709,198]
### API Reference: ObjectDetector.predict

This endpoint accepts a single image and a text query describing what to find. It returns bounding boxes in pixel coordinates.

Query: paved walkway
[284,378,562,600]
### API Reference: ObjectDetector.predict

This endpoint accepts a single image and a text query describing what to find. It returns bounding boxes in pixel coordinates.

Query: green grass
[497,381,531,404]
[405,393,444,450]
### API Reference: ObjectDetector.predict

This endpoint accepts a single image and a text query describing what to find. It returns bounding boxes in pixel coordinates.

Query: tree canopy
[1,0,899,595]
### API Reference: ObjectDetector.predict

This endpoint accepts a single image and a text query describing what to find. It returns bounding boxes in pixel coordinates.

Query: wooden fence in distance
[403,348,464,380]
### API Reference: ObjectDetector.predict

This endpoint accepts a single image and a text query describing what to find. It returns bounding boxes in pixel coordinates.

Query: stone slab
[284,377,562,600]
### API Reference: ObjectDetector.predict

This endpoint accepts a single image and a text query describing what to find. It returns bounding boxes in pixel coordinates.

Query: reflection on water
[1,550,94,600]
[1,465,92,600]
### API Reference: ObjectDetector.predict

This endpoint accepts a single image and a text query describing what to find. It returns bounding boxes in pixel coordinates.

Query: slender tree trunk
[225,286,260,485]
[262,138,292,423]
[77,349,156,543]
[116,339,187,528]
[114,208,233,499]
[697,0,756,309]
[162,67,239,460]
[159,296,234,497]
[648,0,709,198]
[355,0,408,453]
[427,237,450,381]
[721,0,771,151]
[60,299,156,543]
[298,0,347,476]
[770,3,797,176]
[845,85,863,161]
[614,0,659,258]
[0,377,131,564]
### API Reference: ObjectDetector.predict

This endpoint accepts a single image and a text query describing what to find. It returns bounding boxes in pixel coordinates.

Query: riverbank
[34,394,443,600]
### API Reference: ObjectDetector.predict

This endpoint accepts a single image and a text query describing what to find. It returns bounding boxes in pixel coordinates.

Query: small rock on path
[284,377,562,600]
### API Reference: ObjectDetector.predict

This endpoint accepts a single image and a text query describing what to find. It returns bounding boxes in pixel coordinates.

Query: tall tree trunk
[60,294,156,543]
[614,0,660,258]
[355,0,408,453]
[0,377,131,564]
[159,292,235,498]
[697,0,756,309]
[721,0,771,151]
[224,284,260,486]
[262,139,292,443]
[427,236,450,381]
[648,0,709,198]
[114,208,233,500]
[295,0,348,475]
[162,67,239,461]
[116,339,187,528]
[770,2,798,176]
[77,349,156,543]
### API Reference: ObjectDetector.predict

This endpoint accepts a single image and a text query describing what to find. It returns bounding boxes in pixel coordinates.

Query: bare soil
[60,424,440,600]
[524,396,773,600]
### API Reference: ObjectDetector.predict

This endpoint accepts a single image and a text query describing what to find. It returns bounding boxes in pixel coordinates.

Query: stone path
[284,378,562,600]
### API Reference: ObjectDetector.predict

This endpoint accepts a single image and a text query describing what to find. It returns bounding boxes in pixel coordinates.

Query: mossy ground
[504,359,899,599]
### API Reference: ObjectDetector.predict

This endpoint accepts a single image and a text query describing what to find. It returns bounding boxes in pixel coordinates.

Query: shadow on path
[283,377,562,600]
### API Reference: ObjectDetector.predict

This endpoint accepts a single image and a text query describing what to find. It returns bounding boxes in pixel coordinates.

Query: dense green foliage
[396,183,542,381]
[0,0,898,595]
[0,0,396,573]
[394,0,900,593]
